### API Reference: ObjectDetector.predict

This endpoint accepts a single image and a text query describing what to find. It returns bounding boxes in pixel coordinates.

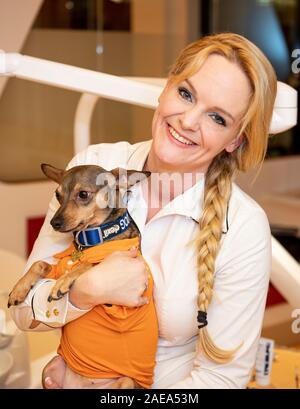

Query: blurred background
[0,0,300,389]
[1,0,300,182]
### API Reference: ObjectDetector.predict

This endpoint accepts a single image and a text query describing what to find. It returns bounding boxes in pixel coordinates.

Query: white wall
[0,180,54,258]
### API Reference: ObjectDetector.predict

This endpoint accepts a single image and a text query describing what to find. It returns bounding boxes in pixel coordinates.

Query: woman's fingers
[42,355,66,389]
[43,376,62,389]
[114,246,138,257]
[78,246,151,307]
[138,296,149,306]
[129,246,138,257]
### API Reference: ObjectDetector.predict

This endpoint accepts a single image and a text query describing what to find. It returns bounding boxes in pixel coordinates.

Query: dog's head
[41,164,150,233]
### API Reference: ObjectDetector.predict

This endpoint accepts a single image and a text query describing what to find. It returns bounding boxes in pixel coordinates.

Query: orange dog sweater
[46,237,158,389]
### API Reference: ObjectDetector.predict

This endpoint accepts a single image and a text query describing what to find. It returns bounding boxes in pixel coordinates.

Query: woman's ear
[225,134,244,153]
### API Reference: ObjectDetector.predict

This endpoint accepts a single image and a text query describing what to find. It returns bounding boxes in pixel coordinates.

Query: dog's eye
[55,191,61,201]
[78,191,90,200]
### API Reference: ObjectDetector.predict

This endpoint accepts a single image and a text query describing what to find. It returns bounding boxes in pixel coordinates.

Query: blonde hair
[169,32,277,363]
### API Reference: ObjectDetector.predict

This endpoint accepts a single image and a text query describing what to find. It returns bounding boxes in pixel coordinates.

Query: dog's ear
[41,164,65,184]
[110,168,151,189]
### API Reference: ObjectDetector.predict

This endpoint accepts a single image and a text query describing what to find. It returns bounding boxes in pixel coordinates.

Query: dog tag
[71,249,84,262]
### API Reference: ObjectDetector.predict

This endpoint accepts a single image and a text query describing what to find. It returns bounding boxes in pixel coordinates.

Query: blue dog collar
[73,210,132,248]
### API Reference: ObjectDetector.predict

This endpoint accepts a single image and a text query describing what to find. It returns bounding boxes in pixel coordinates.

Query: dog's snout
[51,217,64,231]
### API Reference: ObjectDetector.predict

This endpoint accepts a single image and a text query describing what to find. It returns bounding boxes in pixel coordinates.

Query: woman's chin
[154,154,183,172]
[152,142,183,171]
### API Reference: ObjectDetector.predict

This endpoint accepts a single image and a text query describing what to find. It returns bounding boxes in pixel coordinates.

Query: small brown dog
[8,163,158,389]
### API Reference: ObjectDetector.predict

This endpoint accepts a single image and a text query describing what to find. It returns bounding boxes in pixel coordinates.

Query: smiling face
[146,54,252,174]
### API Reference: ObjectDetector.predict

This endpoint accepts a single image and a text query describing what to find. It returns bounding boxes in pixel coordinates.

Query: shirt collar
[126,139,153,171]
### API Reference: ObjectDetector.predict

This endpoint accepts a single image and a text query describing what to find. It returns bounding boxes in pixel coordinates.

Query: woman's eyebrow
[184,79,235,122]
[184,79,197,95]
[210,106,235,122]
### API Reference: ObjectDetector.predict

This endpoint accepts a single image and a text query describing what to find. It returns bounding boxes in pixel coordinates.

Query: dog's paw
[7,261,52,308]
[48,276,75,302]
[8,284,32,308]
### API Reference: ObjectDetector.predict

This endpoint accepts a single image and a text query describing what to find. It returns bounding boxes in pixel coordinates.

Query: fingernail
[45,377,53,386]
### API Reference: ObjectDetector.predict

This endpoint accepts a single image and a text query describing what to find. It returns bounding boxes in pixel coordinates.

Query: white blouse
[10,140,271,389]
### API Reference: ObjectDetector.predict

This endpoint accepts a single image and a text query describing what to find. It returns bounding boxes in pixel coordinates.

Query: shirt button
[46,310,51,318]
[53,309,59,316]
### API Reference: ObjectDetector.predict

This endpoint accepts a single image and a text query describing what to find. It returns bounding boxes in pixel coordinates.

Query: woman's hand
[42,355,137,389]
[69,247,150,310]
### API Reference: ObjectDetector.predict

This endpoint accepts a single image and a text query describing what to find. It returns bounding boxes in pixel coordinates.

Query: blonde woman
[11,32,277,388]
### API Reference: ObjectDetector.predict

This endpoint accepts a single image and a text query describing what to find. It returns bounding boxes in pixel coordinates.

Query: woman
[10,32,277,388]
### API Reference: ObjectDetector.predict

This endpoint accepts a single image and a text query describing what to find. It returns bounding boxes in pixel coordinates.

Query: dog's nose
[51,217,64,230]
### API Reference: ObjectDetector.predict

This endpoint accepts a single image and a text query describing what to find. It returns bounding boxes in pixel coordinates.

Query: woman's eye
[178,87,193,102]
[209,113,226,127]
[55,191,61,201]
[78,191,90,200]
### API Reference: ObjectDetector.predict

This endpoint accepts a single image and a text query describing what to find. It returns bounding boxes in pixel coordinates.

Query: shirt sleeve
[166,209,272,389]
[9,148,96,331]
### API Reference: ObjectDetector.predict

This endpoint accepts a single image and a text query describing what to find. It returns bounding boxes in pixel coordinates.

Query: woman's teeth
[168,126,195,145]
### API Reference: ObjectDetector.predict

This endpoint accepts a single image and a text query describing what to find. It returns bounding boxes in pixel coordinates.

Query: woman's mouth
[167,124,197,147]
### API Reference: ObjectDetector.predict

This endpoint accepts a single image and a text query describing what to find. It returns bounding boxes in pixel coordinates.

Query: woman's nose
[179,107,201,132]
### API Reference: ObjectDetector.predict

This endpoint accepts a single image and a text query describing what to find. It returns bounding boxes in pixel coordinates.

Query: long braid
[167,32,277,363]
[196,152,242,363]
